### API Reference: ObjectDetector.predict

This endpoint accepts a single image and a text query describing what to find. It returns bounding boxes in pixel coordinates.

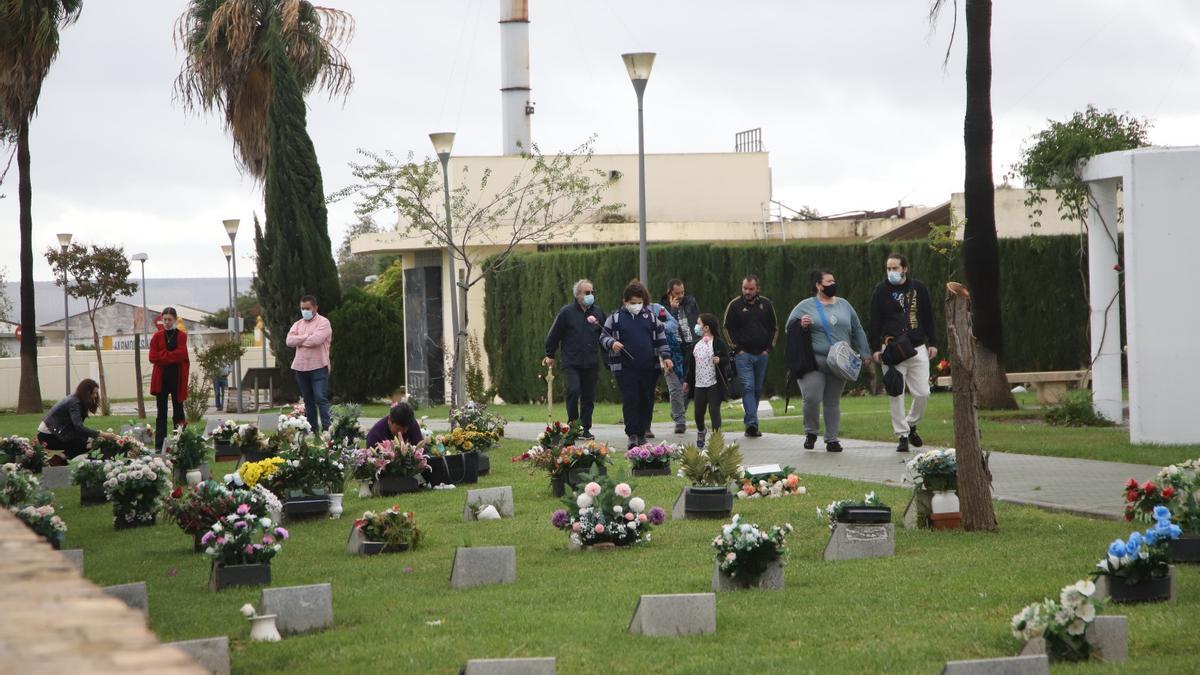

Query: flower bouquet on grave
[0,435,46,473]
[88,431,146,460]
[450,402,507,448]
[203,506,288,590]
[280,402,307,421]
[231,423,270,461]
[535,420,581,451]
[625,441,678,476]
[1092,507,1181,603]
[328,403,367,449]
[1011,579,1102,662]
[206,420,241,461]
[818,492,890,530]
[271,442,344,517]
[368,439,429,496]
[677,433,742,516]
[712,514,792,584]
[354,506,421,554]
[164,481,270,552]
[12,503,67,549]
[906,448,958,492]
[230,456,285,493]
[0,463,47,508]
[427,426,493,485]
[737,467,805,500]
[168,425,211,481]
[551,470,665,549]
[103,454,173,529]
[1148,460,1200,560]
[70,451,110,506]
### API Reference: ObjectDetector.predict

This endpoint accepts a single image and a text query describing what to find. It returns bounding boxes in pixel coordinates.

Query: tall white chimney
[500,0,532,155]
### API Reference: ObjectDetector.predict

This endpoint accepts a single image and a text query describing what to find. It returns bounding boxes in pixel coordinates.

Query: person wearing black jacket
[722,275,777,437]
[683,313,730,449]
[659,279,701,433]
[37,379,118,459]
[544,279,606,439]
[869,254,939,452]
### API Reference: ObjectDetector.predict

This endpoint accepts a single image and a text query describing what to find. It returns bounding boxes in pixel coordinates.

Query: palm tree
[0,0,83,413]
[929,0,1017,409]
[175,0,353,179]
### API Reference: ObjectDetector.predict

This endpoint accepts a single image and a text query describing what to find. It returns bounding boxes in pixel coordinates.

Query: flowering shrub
[202,506,288,565]
[69,452,108,490]
[356,506,422,548]
[0,436,46,473]
[206,419,239,445]
[1011,580,1102,662]
[712,514,792,580]
[737,469,805,499]
[550,472,665,547]
[625,442,676,469]
[169,425,210,471]
[450,403,506,447]
[164,481,269,536]
[233,457,285,490]
[1094,506,1182,584]
[818,492,888,530]
[103,455,174,527]
[906,448,957,491]
[354,439,428,480]
[678,432,743,487]
[0,463,44,508]
[11,504,67,547]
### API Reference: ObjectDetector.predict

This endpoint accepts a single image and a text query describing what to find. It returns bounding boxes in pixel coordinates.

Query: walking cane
[545,363,555,425]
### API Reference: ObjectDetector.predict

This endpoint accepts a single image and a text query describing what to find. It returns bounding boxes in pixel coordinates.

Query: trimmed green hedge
[484,236,1089,403]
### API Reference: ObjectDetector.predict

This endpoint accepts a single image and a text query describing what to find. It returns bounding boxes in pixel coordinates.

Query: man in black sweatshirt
[544,279,606,439]
[869,254,939,452]
[722,275,777,437]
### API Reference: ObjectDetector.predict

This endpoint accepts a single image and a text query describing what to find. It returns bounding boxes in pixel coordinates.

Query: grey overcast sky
[2,0,1198,283]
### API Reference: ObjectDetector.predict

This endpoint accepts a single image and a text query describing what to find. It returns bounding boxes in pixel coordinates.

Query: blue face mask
[693,324,703,337]
[887,271,904,285]
[581,293,595,306]
[301,309,314,321]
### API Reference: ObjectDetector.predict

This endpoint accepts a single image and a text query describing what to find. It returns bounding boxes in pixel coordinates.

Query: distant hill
[2,278,253,325]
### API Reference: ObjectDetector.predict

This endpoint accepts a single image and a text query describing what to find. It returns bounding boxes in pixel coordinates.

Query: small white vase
[357,482,373,499]
[931,490,960,514]
[329,493,344,519]
[185,469,203,487]
[268,506,282,524]
[248,614,282,642]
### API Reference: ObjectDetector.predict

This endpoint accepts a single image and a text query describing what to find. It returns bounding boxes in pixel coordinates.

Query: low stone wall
[0,510,204,673]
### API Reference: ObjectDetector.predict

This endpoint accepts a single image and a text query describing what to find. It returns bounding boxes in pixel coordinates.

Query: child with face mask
[683,313,730,448]
[600,280,673,448]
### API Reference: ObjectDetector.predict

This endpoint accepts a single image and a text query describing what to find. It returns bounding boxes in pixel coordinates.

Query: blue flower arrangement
[1094,505,1181,584]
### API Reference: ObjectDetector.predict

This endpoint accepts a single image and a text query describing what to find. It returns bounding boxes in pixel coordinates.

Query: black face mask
[821,284,838,298]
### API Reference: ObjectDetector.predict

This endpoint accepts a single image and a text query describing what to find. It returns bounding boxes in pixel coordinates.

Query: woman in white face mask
[599,279,674,448]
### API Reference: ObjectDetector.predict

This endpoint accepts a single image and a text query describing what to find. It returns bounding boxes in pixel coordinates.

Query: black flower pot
[551,478,566,497]
[209,562,271,591]
[240,448,271,463]
[631,464,671,477]
[358,540,410,555]
[213,441,239,462]
[1108,570,1173,604]
[282,492,331,519]
[477,450,491,476]
[427,451,479,486]
[840,506,892,524]
[374,475,420,496]
[1167,534,1200,563]
[80,482,107,507]
[684,486,734,517]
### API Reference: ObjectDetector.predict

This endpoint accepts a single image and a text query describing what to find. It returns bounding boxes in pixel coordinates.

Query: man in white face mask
[543,279,606,439]
[286,294,333,432]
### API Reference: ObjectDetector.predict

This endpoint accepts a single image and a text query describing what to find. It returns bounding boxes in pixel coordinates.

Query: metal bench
[935,370,1091,405]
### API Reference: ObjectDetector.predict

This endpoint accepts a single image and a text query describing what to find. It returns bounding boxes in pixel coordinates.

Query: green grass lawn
[34,439,1200,673]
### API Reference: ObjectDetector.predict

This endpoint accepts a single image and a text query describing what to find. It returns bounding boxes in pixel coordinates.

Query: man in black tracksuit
[722,275,777,437]
[544,279,605,439]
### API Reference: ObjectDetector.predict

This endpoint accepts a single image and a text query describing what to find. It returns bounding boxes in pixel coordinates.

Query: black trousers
[563,366,598,431]
[615,367,658,441]
[37,431,89,459]
[693,385,723,432]
[155,391,185,452]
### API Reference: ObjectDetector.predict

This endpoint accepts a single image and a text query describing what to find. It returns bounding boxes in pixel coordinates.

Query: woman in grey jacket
[786,270,871,452]
[37,379,117,459]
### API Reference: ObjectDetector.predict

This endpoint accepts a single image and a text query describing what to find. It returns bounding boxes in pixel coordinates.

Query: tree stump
[945,282,998,532]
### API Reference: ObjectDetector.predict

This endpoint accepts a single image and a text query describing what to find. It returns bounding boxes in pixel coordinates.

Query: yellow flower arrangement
[238,456,284,488]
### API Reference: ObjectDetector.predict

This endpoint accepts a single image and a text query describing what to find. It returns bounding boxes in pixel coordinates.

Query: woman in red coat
[149,307,189,451]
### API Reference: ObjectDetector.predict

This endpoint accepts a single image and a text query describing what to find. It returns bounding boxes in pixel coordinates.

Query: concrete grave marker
[462,486,514,522]
[756,401,774,419]
[59,548,84,573]
[260,583,334,636]
[823,523,895,561]
[711,559,784,591]
[1094,568,1175,602]
[40,465,71,489]
[462,658,556,674]
[102,581,149,619]
[167,637,230,675]
[449,547,516,589]
[203,418,222,435]
[1020,615,1127,663]
[257,413,279,431]
[940,655,1049,675]
[627,593,716,636]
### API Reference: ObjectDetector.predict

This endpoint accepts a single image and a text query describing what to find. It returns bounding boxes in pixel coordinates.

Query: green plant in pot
[677,432,742,517]
[170,425,211,484]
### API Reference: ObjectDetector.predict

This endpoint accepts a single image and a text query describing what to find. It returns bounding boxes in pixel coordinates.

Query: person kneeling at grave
[365,402,424,448]
[38,378,119,460]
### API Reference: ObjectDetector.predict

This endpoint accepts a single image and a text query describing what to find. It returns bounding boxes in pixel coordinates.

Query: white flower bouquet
[1011,580,1102,662]
[103,454,173,528]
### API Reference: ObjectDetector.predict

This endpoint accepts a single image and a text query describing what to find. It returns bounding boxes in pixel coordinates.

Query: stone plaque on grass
[260,583,334,636]
[627,593,716,636]
[102,581,148,619]
[40,465,71,489]
[59,548,84,573]
[940,654,1049,674]
[449,547,516,589]
[167,636,230,675]
[462,657,556,674]
[1020,615,1127,663]
[463,486,514,521]
[257,413,279,431]
[711,559,784,592]
[823,523,894,561]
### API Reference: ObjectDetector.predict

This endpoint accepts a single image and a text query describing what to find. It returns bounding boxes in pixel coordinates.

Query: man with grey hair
[544,278,606,439]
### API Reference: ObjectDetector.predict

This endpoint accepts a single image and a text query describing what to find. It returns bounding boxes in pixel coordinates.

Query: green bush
[1045,389,1115,428]
[485,236,1091,403]
[328,287,405,402]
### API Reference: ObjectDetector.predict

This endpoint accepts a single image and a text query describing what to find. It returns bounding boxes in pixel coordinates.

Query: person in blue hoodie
[647,301,685,439]
[600,279,674,448]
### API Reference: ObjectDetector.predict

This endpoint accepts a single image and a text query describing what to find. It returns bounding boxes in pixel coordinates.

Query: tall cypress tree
[254,11,342,374]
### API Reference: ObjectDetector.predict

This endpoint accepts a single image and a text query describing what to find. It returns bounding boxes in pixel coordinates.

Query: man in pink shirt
[285,295,333,432]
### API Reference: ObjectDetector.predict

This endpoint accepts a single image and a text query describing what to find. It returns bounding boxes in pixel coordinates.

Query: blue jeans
[735,352,769,428]
[212,378,227,409]
[294,366,332,432]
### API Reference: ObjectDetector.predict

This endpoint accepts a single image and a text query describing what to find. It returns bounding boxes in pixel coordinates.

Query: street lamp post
[131,252,149,418]
[430,132,466,409]
[622,52,656,284]
[221,244,234,410]
[56,233,72,395]
[223,219,243,413]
